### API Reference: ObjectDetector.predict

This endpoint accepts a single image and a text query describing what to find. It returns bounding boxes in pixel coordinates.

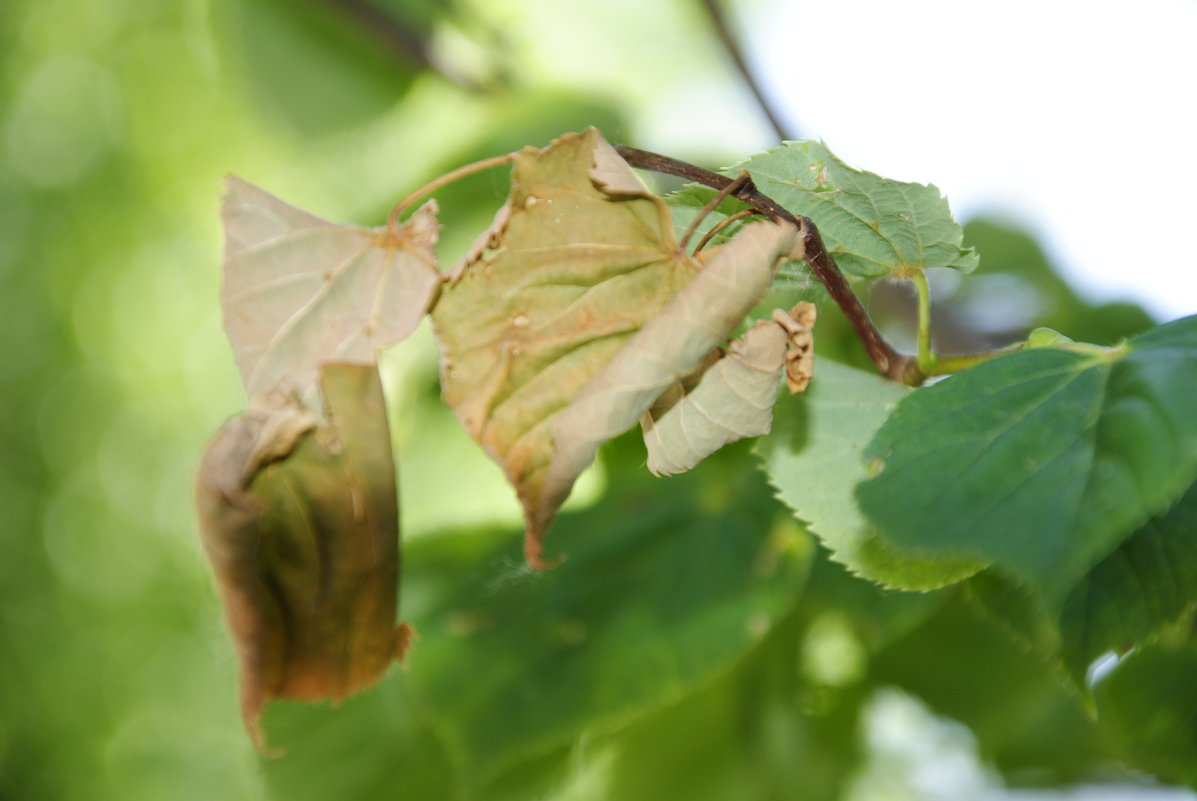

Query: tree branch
[615,145,913,382]
[318,0,485,92]
[697,0,795,142]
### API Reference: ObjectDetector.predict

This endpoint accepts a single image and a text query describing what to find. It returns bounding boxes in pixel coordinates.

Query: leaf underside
[221,176,441,403]
[670,140,976,280]
[756,359,985,590]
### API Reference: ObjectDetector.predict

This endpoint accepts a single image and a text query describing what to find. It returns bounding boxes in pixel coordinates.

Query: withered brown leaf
[195,363,409,752]
[432,128,804,566]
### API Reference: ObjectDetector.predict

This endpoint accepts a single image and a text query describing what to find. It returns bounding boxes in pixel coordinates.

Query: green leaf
[672,141,977,279]
[967,480,1197,687]
[1096,641,1197,788]
[871,597,1110,783]
[404,435,811,784]
[1057,480,1197,681]
[756,359,984,589]
[858,315,1197,602]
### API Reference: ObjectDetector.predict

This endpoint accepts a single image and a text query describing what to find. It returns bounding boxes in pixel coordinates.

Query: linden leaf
[220,176,441,403]
[195,363,410,753]
[431,128,802,566]
[640,302,815,477]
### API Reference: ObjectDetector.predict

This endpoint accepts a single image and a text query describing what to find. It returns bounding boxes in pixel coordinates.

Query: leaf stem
[388,152,516,226]
[911,271,936,375]
[613,145,911,382]
[926,348,1018,377]
[678,171,750,253]
[693,208,759,255]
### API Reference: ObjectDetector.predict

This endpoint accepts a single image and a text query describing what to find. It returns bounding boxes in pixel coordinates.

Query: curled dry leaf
[431,128,805,566]
[640,301,816,477]
[220,176,441,403]
[195,363,409,753]
[777,301,816,393]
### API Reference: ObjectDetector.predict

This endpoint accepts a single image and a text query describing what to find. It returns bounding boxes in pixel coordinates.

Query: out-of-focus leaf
[968,480,1197,688]
[871,598,1113,784]
[194,363,409,751]
[1096,641,1197,789]
[432,128,801,565]
[756,359,984,589]
[605,611,864,801]
[857,315,1197,603]
[640,302,815,476]
[671,140,976,279]
[259,676,454,800]
[404,434,812,783]
[220,176,440,403]
[1057,481,1197,682]
[221,0,428,136]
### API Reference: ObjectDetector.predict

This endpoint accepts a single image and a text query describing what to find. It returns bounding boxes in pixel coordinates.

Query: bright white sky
[744,0,1197,322]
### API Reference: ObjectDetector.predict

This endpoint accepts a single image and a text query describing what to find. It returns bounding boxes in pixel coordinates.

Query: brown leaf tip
[773,302,817,393]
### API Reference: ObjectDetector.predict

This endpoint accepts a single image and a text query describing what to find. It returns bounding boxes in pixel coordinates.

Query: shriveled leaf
[857,315,1197,603]
[641,302,815,477]
[195,363,410,751]
[221,176,441,402]
[432,127,802,565]
[670,140,977,279]
[756,359,985,590]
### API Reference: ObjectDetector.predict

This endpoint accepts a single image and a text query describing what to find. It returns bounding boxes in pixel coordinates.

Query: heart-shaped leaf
[432,128,802,565]
[858,315,1197,602]
[220,176,441,402]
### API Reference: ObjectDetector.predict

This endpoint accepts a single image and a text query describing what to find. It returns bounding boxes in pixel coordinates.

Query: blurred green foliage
[0,1,1189,799]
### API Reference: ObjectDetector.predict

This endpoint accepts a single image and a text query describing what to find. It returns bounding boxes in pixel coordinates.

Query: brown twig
[616,144,912,382]
[697,0,795,142]
[318,0,485,92]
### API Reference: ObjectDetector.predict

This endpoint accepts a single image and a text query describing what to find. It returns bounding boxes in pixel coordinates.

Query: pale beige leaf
[220,176,441,403]
[640,320,788,477]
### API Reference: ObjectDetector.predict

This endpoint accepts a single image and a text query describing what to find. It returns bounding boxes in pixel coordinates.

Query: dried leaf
[777,301,816,393]
[195,363,409,752]
[220,176,441,403]
[432,129,803,565]
[640,301,816,477]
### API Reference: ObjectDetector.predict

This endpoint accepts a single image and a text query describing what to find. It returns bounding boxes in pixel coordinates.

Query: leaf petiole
[388,152,517,226]
[911,271,936,375]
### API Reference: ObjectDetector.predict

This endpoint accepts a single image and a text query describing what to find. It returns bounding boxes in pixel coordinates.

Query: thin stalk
[388,152,516,226]
[927,347,1020,377]
[678,171,750,252]
[697,0,794,142]
[911,271,936,375]
[694,208,759,255]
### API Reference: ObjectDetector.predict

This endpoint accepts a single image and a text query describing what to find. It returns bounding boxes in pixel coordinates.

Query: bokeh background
[2,1,1193,799]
